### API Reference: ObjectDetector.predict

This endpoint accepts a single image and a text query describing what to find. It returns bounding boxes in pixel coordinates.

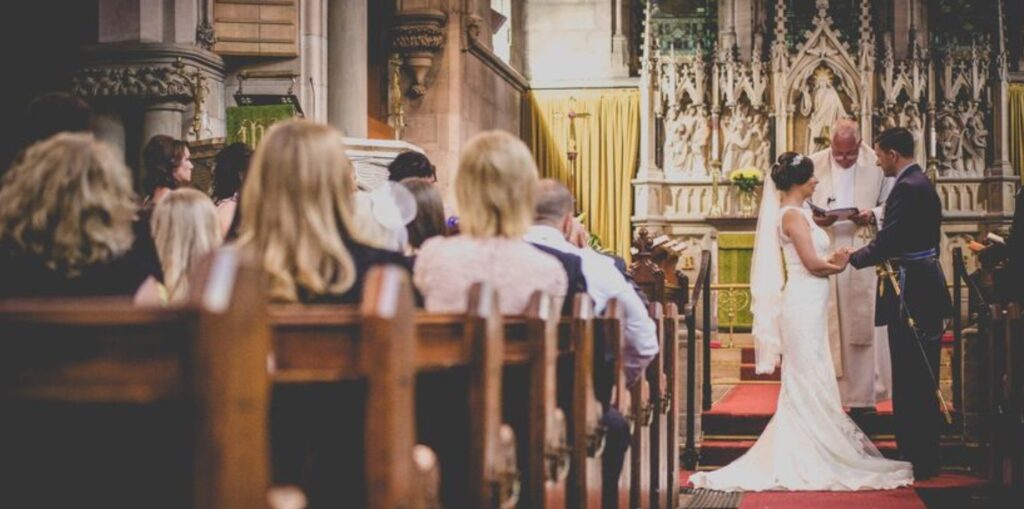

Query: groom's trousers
[887,316,942,477]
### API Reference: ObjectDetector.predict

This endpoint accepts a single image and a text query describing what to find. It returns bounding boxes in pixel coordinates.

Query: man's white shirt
[524,225,659,386]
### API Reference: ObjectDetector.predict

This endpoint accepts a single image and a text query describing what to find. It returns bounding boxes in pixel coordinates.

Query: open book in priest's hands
[806,201,860,221]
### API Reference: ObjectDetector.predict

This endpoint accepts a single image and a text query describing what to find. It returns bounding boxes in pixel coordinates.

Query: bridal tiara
[792,154,804,165]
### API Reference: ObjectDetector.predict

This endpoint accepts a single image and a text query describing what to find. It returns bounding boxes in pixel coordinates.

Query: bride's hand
[828,249,850,268]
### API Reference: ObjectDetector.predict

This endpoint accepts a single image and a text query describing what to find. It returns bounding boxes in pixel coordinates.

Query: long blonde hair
[236,119,364,302]
[150,188,222,302]
[454,131,537,238]
[0,133,136,276]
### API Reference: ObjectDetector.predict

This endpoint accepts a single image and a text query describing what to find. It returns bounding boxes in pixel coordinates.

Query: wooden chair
[268,266,438,509]
[0,250,269,509]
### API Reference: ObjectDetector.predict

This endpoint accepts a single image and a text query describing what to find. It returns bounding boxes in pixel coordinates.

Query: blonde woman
[235,119,409,303]
[0,133,152,297]
[413,130,567,314]
[145,188,222,303]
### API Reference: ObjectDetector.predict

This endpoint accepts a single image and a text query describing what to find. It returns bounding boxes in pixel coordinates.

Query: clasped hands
[828,246,855,269]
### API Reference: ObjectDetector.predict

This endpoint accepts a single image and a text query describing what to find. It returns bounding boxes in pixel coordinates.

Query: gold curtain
[1010,83,1024,181]
[526,89,640,259]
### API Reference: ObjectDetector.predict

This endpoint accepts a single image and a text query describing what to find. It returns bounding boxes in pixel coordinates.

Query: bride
[689,152,914,491]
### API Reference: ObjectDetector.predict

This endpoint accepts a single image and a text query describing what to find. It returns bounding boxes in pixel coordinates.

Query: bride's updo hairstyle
[770,151,814,191]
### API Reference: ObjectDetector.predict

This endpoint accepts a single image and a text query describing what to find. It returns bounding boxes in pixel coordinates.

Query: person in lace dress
[414,131,567,314]
[689,152,913,491]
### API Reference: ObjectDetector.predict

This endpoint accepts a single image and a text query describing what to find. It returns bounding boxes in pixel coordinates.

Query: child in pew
[0,133,156,298]
[413,130,568,315]
[234,119,410,304]
[135,188,222,304]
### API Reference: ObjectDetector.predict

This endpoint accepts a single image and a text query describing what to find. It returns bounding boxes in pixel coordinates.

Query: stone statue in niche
[938,113,965,176]
[961,103,988,175]
[752,115,771,171]
[899,104,926,164]
[686,105,710,176]
[800,67,849,154]
[663,104,709,177]
[722,103,758,173]
[663,105,689,173]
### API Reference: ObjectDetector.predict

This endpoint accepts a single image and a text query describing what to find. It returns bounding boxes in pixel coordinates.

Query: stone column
[328,0,368,137]
[93,111,126,161]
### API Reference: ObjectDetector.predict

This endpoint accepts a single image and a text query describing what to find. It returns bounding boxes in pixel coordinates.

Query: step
[703,408,894,438]
[698,439,901,467]
[739,364,781,382]
[702,384,894,437]
[697,440,984,471]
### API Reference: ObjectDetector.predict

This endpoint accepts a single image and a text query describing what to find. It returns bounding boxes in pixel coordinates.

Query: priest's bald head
[830,118,861,169]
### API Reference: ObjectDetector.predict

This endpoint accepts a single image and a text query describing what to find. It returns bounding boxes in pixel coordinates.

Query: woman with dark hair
[212,142,252,238]
[689,151,913,492]
[399,177,446,254]
[142,135,192,204]
[387,150,436,182]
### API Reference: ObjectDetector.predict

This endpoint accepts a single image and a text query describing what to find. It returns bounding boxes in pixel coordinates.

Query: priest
[809,118,894,414]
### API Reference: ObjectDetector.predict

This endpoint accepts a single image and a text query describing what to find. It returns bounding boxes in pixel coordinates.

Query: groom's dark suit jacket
[850,164,952,333]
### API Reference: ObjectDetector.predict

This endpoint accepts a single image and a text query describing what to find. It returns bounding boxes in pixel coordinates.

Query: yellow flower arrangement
[728,167,763,193]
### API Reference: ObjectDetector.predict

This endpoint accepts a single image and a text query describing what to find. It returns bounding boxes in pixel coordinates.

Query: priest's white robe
[809,145,894,408]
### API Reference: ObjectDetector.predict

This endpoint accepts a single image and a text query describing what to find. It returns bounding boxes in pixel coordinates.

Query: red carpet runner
[686,380,992,508]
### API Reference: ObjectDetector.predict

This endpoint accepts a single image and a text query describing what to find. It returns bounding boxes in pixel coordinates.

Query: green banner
[226,104,296,148]
[717,232,754,330]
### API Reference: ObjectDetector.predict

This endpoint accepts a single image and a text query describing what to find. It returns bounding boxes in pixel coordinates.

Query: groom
[847,128,950,479]
[849,127,952,479]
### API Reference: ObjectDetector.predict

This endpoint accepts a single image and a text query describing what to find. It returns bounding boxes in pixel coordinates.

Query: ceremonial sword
[876,260,954,424]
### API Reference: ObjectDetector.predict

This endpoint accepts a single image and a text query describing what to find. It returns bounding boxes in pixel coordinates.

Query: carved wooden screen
[213,0,299,57]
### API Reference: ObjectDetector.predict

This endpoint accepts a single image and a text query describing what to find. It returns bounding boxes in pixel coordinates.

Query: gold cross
[553,97,591,180]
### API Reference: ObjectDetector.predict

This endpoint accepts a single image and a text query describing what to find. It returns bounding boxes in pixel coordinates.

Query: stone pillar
[93,111,126,161]
[142,101,186,144]
[989,0,1014,176]
[328,0,368,137]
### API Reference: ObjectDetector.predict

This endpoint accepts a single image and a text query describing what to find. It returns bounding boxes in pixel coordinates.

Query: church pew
[648,302,669,509]
[268,266,439,509]
[502,292,570,509]
[662,302,681,509]
[413,282,519,509]
[0,249,270,509]
[559,294,605,509]
[595,298,638,509]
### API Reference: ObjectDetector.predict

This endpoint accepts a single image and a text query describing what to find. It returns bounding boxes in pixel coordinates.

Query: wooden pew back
[0,250,269,509]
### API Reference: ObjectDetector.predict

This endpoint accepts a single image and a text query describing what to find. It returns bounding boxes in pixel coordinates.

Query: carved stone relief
[721,103,769,174]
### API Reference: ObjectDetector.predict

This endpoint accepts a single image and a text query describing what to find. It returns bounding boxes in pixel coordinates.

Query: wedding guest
[414,130,567,314]
[0,133,151,298]
[388,150,436,182]
[3,93,93,177]
[211,142,251,238]
[236,119,408,304]
[144,188,222,303]
[142,135,192,204]
[399,177,447,254]
[525,179,658,506]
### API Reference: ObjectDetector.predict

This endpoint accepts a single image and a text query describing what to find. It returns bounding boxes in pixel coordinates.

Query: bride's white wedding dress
[689,205,914,491]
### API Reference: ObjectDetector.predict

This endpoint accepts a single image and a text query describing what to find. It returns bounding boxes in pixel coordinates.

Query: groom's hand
[850,208,875,226]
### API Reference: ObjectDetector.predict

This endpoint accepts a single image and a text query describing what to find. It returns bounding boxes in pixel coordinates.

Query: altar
[631,0,1019,330]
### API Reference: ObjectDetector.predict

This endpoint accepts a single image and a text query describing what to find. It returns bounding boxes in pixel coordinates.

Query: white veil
[749,172,784,374]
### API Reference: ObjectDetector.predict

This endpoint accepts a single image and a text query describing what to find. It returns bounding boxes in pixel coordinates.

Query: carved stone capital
[392,9,447,98]
[72,63,197,100]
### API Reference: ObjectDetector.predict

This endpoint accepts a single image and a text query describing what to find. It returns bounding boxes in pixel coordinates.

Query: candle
[712,126,720,159]
[929,127,937,157]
